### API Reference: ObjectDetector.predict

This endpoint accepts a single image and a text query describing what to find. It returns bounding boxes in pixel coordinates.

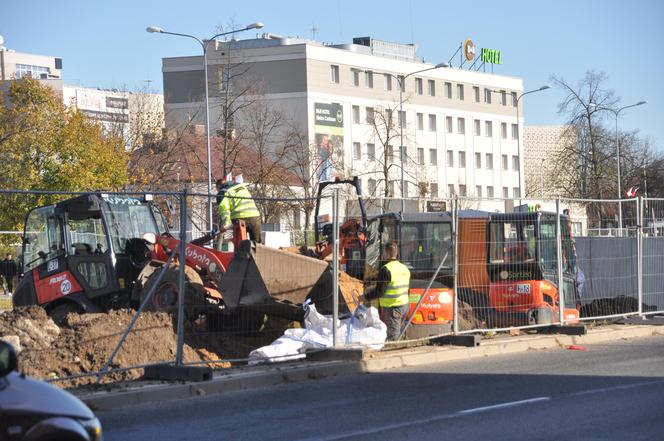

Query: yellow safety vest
[380,260,411,308]
[218,184,260,225]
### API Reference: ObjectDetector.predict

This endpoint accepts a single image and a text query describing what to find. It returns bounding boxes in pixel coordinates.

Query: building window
[512,155,520,171]
[474,119,481,136]
[476,185,482,198]
[512,123,519,140]
[501,122,507,139]
[487,186,494,198]
[398,75,405,92]
[502,154,508,171]
[511,91,518,107]
[459,185,467,197]
[486,153,493,170]
[388,181,395,197]
[447,150,454,167]
[353,142,361,160]
[330,65,340,83]
[428,79,435,96]
[503,187,509,198]
[445,82,452,99]
[429,148,438,166]
[384,74,392,91]
[352,69,360,86]
[368,178,377,195]
[448,184,456,196]
[365,70,374,88]
[430,183,439,198]
[484,88,492,104]
[501,90,507,106]
[418,148,425,165]
[473,86,480,102]
[415,77,423,95]
[428,114,437,132]
[485,121,493,137]
[15,64,50,79]
[386,109,393,126]
[352,105,360,124]
[457,118,465,134]
[513,187,521,198]
[398,110,406,128]
[475,153,481,169]
[404,181,409,198]
[457,84,465,100]
[446,116,453,133]
[459,151,466,168]
[366,107,374,124]
[417,113,424,131]
[367,143,376,161]
[401,145,407,162]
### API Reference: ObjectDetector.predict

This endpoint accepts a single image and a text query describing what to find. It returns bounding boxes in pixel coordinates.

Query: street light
[590,100,647,234]
[394,62,449,212]
[147,22,264,231]
[513,85,551,204]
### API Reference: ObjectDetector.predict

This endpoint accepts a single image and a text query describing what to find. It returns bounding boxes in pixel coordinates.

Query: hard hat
[234,174,244,184]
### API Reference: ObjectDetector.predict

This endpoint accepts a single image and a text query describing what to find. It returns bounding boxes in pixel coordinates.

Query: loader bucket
[218,240,272,309]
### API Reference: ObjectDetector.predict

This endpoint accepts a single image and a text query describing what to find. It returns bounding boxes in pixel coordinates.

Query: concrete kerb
[77,324,664,411]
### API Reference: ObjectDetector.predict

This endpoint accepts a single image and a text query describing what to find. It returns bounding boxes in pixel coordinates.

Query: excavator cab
[364,212,455,338]
[487,211,580,326]
[14,194,162,319]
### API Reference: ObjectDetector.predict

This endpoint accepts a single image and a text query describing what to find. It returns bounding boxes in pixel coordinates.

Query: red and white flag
[625,186,639,198]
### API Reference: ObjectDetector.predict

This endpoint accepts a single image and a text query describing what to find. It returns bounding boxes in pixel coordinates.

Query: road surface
[99,335,664,441]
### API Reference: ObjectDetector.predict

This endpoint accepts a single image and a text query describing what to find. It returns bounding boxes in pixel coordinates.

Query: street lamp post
[591,100,647,234]
[394,62,449,213]
[147,22,264,231]
[513,85,551,204]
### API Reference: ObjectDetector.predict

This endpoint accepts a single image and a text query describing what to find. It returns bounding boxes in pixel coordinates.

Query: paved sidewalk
[75,323,664,410]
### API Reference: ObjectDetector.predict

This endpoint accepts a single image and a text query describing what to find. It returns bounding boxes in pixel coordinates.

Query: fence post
[175,188,187,366]
[556,197,565,326]
[332,190,339,348]
[637,197,643,316]
[452,197,460,335]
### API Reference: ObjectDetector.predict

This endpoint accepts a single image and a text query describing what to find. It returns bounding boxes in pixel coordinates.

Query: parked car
[0,340,103,441]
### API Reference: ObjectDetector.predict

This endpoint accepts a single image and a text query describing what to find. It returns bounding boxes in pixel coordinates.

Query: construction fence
[0,188,662,386]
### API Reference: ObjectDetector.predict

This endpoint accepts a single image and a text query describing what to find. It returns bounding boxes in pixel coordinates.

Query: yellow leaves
[0,78,129,233]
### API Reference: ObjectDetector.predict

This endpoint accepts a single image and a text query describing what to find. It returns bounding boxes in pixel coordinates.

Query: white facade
[162,35,525,206]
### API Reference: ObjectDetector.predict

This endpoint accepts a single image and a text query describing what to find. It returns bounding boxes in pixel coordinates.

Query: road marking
[571,379,664,397]
[298,396,551,441]
[457,397,551,415]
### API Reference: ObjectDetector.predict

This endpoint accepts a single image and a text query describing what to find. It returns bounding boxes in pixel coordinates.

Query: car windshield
[102,197,159,254]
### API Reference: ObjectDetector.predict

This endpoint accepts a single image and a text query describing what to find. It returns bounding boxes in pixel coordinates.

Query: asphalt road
[99,335,664,441]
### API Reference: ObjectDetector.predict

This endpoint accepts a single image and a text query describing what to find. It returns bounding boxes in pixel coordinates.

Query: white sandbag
[248,304,387,365]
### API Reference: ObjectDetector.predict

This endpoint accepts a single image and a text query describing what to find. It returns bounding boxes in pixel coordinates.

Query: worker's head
[383,241,399,260]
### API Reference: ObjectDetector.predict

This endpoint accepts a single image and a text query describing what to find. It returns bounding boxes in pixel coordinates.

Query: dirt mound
[0,307,275,385]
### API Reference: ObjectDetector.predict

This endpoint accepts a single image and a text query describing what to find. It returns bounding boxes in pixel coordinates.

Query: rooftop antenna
[311,23,319,40]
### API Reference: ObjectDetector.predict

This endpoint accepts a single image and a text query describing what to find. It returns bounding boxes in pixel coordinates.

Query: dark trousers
[234,217,262,244]
[380,303,409,341]
[2,276,13,294]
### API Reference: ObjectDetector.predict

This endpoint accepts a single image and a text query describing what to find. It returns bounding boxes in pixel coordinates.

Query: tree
[0,78,128,234]
[551,71,661,227]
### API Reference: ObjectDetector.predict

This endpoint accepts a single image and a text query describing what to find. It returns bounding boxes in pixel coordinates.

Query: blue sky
[3,0,663,150]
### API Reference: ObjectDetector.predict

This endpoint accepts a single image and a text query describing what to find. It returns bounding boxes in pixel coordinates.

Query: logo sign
[47,259,59,273]
[481,48,502,65]
[464,39,476,62]
[314,103,344,128]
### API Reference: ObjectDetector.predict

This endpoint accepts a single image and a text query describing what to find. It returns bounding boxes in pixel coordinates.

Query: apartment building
[162,34,525,203]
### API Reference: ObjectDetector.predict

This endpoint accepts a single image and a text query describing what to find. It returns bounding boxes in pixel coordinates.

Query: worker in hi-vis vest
[216,174,262,244]
[364,241,411,341]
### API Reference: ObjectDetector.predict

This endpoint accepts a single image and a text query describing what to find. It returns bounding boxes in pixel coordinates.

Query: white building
[162,34,525,214]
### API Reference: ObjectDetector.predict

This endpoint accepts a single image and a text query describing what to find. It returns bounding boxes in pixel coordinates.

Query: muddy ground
[0,306,289,385]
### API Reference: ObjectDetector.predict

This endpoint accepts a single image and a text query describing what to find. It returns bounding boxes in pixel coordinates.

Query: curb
[79,324,664,411]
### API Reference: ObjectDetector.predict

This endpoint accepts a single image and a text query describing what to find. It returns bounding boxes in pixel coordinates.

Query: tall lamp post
[394,62,449,212]
[513,85,551,204]
[591,100,647,233]
[147,22,264,231]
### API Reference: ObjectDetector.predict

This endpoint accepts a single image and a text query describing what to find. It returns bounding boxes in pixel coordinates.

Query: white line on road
[298,397,551,441]
[571,379,664,397]
[457,397,551,415]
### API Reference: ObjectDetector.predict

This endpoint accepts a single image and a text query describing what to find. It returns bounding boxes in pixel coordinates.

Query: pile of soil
[0,307,283,385]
